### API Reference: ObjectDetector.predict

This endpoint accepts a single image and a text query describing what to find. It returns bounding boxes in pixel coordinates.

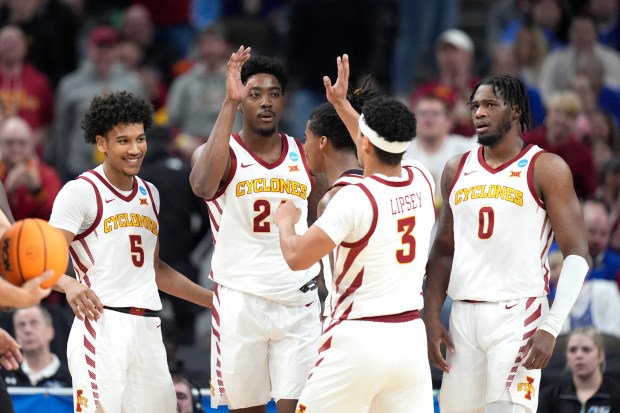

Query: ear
[318,135,328,150]
[95,135,107,153]
[361,136,372,154]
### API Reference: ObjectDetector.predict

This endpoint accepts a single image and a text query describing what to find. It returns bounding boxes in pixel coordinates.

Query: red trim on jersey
[232,132,290,169]
[527,149,546,209]
[449,152,469,196]
[89,170,139,201]
[294,137,314,186]
[70,246,88,273]
[412,165,438,220]
[334,242,368,289]
[79,239,95,266]
[332,269,364,320]
[368,166,413,187]
[206,147,237,201]
[477,143,535,174]
[84,318,96,339]
[524,303,542,327]
[140,179,160,223]
[525,297,536,309]
[318,336,332,353]
[357,309,420,323]
[328,171,364,191]
[74,176,103,241]
[206,204,220,233]
[341,183,378,248]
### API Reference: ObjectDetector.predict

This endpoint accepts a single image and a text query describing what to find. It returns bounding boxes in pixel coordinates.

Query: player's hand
[65,281,104,321]
[273,200,301,228]
[226,45,254,104]
[521,329,555,370]
[323,54,350,107]
[425,317,454,373]
[0,328,22,370]
[20,271,53,306]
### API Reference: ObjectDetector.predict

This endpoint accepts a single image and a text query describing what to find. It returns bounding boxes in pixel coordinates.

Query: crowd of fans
[0,0,619,402]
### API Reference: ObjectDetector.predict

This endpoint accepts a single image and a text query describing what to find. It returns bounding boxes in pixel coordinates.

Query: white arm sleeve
[539,254,590,337]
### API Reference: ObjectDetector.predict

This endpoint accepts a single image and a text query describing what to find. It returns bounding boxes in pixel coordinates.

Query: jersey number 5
[396,216,416,263]
[129,235,144,267]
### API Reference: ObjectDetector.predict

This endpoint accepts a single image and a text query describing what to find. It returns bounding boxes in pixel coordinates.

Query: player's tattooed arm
[423,155,460,373]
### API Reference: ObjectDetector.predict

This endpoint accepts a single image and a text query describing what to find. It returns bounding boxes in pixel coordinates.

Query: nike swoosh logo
[464,171,477,176]
[505,303,518,310]
[105,198,115,203]
[240,163,254,168]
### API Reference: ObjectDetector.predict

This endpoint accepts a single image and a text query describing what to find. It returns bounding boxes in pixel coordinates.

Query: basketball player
[49,91,214,413]
[189,47,320,413]
[304,81,377,319]
[424,75,591,413]
[273,54,435,413]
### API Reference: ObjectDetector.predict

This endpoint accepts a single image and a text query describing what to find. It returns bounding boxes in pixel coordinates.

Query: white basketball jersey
[67,169,162,309]
[326,161,436,320]
[206,133,316,305]
[448,144,553,301]
[321,170,364,317]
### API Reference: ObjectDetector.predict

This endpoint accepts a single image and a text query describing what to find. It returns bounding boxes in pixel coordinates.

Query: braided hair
[470,75,531,134]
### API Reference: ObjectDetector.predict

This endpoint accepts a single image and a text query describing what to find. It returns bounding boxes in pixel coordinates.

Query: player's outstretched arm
[324,54,361,147]
[521,153,590,370]
[53,228,104,321]
[0,272,52,310]
[423,156,459,373]
[190,46,254,199]
[154,241,213,308]
[0,328,21,371]
[274,200,336,271]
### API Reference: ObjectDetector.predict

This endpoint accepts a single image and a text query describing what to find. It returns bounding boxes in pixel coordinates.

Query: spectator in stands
[46,25,146,182]
[513,22,549,86]
[166,22,239,160]
[490,44,546,128]
[120,4,182,87]
[525,91,597,199]
[172,374,199,413]
[410,28,479,137]
[538,14,620,103]
[539,327,620,412]
[587,0,620,52]
[0,25,54,151]
[1,305,71,387]
[595,156,620,211]
[0,0,67,87]
[0,116,61,221]
[556,200,620,338]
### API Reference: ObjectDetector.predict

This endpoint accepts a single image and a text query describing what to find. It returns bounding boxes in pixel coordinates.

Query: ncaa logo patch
[289,152,299,162]
[517,159,528,168]
[139,186,147,195]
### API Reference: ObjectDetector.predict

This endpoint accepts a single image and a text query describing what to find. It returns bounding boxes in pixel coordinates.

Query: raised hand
[226,46,255,104]
[323,54,350,107]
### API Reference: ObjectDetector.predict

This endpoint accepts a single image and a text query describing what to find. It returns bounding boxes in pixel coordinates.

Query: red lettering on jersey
[517,376,535,400]
[289,165,300,172]
[509,171,521,178]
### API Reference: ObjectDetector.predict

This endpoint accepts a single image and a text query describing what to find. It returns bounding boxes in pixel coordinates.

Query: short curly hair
[81,91,154,144]
[240,55,288,94]
[362,96,416,165]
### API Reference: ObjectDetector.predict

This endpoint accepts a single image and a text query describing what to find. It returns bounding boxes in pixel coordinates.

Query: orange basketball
[0,218,68,288]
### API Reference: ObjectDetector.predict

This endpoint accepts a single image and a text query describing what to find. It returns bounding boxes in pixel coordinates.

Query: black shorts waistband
[103,306,159,317]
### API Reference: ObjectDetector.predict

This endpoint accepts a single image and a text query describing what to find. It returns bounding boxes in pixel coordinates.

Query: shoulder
[59,177,97,197]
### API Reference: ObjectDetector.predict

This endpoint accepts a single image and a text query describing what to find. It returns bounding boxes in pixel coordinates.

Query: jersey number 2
[396,216,416,263]
[253,200,271,233]
[129,235,144,267]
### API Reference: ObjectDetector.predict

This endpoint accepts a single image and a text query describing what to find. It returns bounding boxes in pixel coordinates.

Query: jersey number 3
[396,216,416,263]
